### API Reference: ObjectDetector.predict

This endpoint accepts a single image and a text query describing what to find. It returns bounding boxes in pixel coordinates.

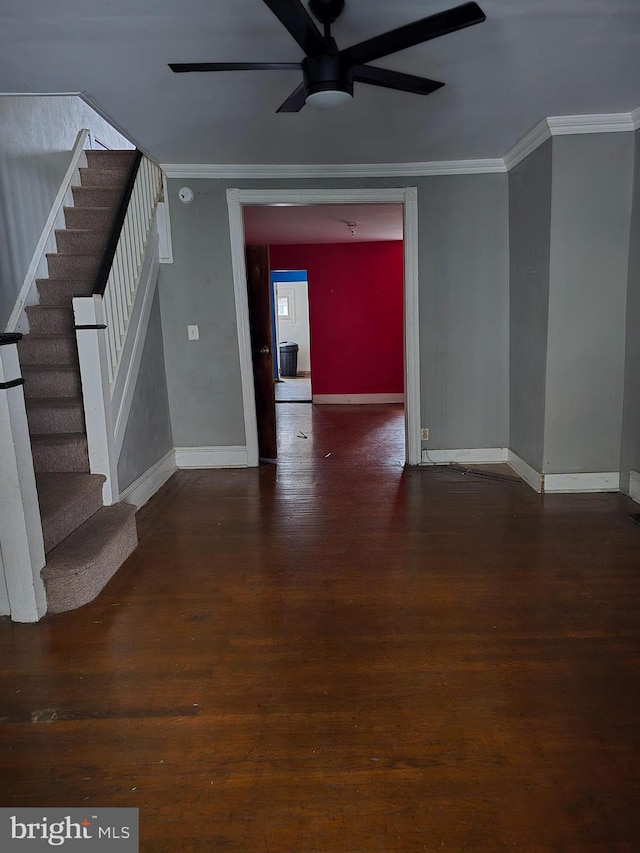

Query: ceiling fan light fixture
[305,88,352,108]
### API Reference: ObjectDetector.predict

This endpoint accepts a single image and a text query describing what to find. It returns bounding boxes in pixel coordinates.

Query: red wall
[270,242,404,395]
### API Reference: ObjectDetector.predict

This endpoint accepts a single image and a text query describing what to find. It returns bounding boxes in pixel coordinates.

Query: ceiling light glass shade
[305,89,353,109]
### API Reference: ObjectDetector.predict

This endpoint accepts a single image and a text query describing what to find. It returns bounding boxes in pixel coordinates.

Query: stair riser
[23,369,82,399]
[47,253,101,280]
[80,167,129,188]
[64,207,114,231]
[36,279,94,305]
[55,229,109,255]
[26,404,85,435]
[37,473,107,554]
[32,437,89,474]
[19,336,77,366]
[85,150,135,169]
[42,489,103,554]
[43,506,138,613]
[26,307,74,334]
[71,186,120,209]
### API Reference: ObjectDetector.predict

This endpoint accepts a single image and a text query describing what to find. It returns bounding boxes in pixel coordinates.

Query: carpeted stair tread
[64,206,115,231]
[18,333,78,366]
[36,278,95,304]
[22,364,82,399]
[85,150,135,168]
[55,228,110,255]
[71,186,121,209]
[47,252,101,280]
[79,166,129,187]
[36,472,106,554]
[42,503,138,613]
[25,305,74,334]
[27,396,83,409]
[25,397,85,434]
[30,432,89,473]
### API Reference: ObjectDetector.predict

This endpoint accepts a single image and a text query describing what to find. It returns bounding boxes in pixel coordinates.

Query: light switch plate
[187,325,199,341]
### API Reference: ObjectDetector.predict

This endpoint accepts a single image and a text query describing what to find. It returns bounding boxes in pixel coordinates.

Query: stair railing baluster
[74,150,163,508]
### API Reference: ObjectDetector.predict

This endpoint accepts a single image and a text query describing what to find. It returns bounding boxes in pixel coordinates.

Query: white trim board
[313,393,405,405]
[507,451,543,492]
[629,470,640,503]
[543,472,620,493]
[421,448,508,466]
[226,186,422,468]
[120,449,176,509]
[174,446,248,469]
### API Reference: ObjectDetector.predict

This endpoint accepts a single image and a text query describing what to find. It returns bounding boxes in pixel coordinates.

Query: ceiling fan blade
[345,2,486,66]
[169,62,300,72]
[276,82,307,112]
[262,0,331,57]
[354,65,444,96]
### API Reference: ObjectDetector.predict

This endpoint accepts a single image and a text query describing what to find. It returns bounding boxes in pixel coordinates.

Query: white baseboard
[629,470,640,503]
[507,450,543,492]
[174,445,248,469]
[312,393,405,405]
[120,449,176,509]
[422,447,508,466]
[543,471,620,493]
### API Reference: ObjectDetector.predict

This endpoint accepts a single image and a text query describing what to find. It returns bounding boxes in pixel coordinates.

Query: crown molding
[161,107,640,181]
[547,113,636,134]
[503,119,551,171]
[160,159,506,180]
[0,91,83,97]
[504,109,640,171]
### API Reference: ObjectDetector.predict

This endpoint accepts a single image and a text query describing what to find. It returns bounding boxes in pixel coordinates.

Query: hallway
[1,404,639,851]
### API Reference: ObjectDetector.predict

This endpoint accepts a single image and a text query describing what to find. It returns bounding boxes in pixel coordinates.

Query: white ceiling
[1,1,639,166]
[243,203,403,243]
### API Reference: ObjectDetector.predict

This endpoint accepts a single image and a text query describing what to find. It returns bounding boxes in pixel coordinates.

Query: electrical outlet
[421,427,429,441]
[187,325,199,341]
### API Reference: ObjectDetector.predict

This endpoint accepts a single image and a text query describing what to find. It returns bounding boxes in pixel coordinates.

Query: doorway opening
[272,269,312,403]
[227,187,421,467]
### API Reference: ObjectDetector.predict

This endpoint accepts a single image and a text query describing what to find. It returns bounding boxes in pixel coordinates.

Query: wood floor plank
[1,403,639,851]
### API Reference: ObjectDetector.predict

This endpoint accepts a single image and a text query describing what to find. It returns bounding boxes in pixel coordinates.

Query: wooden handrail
[93,149,143,296]
[0,333,22,346]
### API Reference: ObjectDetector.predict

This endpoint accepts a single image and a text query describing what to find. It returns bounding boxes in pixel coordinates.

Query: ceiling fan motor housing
[302,53,354,99]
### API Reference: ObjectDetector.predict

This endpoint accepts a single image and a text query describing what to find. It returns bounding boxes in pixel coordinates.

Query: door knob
[260,345,270,355]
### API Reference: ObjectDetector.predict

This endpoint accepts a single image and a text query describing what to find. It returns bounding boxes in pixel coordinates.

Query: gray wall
[544,133,634,474]
[0,95,131,329]
[620,129,640,492]
[508,140,552,471]
[117,288,174,491]
[158,180,246,449]
[160,174,510,453]
[419,173,510,450]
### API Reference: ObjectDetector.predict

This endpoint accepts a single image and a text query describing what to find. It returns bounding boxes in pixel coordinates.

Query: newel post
[0,334,47,622]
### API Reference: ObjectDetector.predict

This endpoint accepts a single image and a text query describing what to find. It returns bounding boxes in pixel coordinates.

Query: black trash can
[279,342,299,377]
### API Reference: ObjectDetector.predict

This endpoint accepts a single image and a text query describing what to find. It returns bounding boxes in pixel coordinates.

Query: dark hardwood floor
[1,403,639,851]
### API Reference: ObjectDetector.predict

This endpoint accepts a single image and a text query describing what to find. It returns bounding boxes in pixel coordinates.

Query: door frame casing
[226,186,421,467]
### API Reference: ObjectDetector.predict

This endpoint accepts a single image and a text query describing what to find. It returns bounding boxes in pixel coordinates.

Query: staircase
[18,150,138,614]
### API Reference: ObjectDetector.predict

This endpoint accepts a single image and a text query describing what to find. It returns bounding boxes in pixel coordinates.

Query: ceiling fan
[169,0,486,112]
